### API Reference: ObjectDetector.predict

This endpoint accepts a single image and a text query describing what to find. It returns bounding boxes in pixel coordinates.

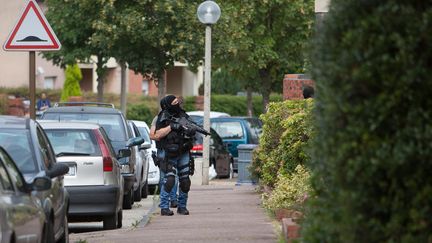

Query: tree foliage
[61,64,82,102]
[302,1,432,242]
[212,0,314,111]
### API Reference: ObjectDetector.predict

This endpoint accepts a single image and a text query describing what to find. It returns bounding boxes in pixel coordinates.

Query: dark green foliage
[211,69,242,95]
[302,1,432,242]
[183,94,282,117]
[61,64,82,102]
[126,103,154,125]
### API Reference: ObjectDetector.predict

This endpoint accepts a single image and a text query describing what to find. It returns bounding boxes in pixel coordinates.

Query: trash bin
[237,144,258,184]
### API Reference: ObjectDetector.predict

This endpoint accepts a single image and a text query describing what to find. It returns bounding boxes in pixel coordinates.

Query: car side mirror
[126,137,144,147]
[117,148,131,159]
[31,176,52,191]
[46,163,69,178]
[139,142,151,150]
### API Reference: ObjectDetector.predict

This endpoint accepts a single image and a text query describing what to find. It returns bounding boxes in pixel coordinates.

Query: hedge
[302,1,432,242]
[251,99,314,188]
[61,64,82,101]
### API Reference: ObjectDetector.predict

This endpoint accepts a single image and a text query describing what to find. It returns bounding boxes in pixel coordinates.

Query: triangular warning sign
[3,0,61,51]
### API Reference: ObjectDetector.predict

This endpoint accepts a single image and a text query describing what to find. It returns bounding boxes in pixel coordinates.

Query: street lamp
[197,1,220,185]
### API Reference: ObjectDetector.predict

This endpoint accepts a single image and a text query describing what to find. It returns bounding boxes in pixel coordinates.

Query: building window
[44,77,56,89]
[142,79,149,95]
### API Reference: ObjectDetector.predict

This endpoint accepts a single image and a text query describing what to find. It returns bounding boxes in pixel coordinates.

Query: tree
[302,1,432,242]
[43,0,116,102]
[212,0,315,112]
[61,64,82,101]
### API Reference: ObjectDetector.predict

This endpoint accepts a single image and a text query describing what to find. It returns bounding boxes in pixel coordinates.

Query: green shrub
[61,64,82,101]
[251,99,313,188]
[302,1,432,242]
[126,103,154,125]
[263,165,311,212]
[0,95,7,115]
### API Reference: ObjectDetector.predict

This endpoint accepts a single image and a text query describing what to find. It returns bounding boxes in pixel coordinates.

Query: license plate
[67,165,76,176]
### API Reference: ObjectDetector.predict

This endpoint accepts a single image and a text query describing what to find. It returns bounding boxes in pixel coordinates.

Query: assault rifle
[159,111,210,136]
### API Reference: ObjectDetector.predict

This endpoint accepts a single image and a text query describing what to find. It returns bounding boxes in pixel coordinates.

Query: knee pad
[179,178,191,193]
[164,175,176,193]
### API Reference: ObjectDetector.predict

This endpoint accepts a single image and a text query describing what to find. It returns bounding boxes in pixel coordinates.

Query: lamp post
[197,1,221,185]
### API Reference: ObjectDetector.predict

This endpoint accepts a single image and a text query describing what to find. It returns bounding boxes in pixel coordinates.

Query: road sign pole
[29,51,36,119]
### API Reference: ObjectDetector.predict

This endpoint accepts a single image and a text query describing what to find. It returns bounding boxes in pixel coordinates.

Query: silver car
[131,120,159,193]
[127,121,151,200]
[0,146,52,243]
[40,121,131,230]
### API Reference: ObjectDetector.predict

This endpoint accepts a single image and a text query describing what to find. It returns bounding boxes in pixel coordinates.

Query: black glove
[185,127,196,137]
[170,122,183,131]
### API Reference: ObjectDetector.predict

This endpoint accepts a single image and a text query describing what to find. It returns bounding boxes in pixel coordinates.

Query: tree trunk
[259,68,272,114]
[247,86,253,117]
[120,62,127,115]
[96,55,106,102]
[157,71,166,102]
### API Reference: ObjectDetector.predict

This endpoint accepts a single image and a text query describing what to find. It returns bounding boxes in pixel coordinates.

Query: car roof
[0,115,31,129]
[186,111,231,118]
[44,106,122,114]
[38,120,101,130]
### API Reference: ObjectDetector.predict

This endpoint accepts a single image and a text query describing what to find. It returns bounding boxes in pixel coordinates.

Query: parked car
[186,111,231,120]
[131,120,159,194]
[190,127,234,178]
[0,146,52,243]
[209,117,262,172]
[127,120,150,200]
[0,115,69,243]
[40,121,128,230]
[41,102,144,209]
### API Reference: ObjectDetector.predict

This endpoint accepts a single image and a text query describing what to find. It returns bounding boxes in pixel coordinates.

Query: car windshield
[43,113,126,141]
[211,121,244,139]
[0,129,38,174]
[45,129,101,156]
[136,126,151,143]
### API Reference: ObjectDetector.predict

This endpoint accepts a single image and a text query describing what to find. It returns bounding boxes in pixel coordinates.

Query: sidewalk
[70,179,277,243]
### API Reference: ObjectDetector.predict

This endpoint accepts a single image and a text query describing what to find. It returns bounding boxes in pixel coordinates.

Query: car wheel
[142,180,148,199]
[117,209,123,229]
[103,212,118,230]
[123,188,134,209]
[58,213,69,243]
[134,183,142,202]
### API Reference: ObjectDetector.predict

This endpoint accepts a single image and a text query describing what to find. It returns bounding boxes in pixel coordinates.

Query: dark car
[0,146,52,243]
[209,117,262,172]
[0,116,69,243]
[190,128,234,179]
[41,102,144,210]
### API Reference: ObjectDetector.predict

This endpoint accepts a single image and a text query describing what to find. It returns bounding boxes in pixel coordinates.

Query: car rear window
[43,113,126,141]
[211,121,244,139]
[45,129,101,156]
[0,129,38,174]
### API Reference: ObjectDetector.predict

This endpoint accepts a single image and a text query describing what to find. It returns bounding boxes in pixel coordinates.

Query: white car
[186,110,231,118]
[131,120,159,194]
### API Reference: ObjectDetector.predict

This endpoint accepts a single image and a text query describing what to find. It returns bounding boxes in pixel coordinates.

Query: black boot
[161,208,174,216]
[170,201,178,208]
[177,207,189,215]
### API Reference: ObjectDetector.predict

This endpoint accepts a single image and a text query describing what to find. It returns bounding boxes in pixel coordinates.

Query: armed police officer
[150,95,196,216]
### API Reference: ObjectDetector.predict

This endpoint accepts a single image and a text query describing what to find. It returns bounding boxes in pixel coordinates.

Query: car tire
[142,180,148,199]
[58,213,69,243]
[134,182,142,202]
[123,188,134,209]
[103,212,118,230]
[117,210,123,229]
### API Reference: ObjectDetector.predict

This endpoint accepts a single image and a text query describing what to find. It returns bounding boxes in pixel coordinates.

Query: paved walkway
[70,180,277,243]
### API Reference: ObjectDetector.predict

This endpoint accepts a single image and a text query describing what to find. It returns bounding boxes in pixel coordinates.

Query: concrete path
[70,180,277,243]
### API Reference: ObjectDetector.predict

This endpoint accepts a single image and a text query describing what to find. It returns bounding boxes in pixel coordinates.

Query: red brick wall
[283,74,315,100]
[128,70,158,97]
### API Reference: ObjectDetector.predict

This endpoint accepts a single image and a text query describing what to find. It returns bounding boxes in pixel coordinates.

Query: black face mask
[168,103,181,114]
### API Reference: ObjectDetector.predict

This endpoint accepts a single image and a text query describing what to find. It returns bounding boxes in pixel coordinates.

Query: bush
[302,1,432,242]
[61,64,82,101]
[126,103,154,125]
[251,99,313,188]
[263,165,311,213]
